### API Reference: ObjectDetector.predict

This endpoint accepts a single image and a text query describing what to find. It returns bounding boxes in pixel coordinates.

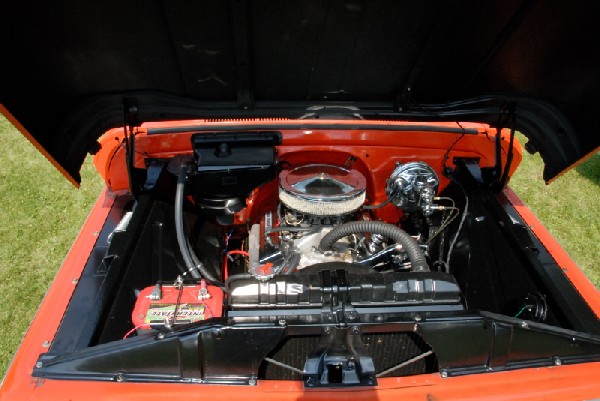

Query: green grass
[0,117,102,376]
[509,134,600,286]
[0,118,598,379]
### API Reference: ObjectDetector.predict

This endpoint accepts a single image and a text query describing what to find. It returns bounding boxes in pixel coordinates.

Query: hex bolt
[157,332,165,339]
[278,319,286,326]
[115,373,124,382]
[248,378,257,386]
[414,314,422,322]
[351,326,360,334]
[440,370,448,378]
[305,377,316,387]
[323,327,332,334]
[35,362,43,369]
[42,341,51,348]
[553,357,562,366]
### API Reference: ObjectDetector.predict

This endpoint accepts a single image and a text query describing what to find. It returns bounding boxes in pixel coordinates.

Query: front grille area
[259,332,437,380]
[363,332,437,377]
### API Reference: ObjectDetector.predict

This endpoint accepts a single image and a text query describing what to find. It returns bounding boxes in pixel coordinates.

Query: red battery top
[132,281,224,328]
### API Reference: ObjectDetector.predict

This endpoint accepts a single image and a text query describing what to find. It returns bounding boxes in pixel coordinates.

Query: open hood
[1,0,598,184]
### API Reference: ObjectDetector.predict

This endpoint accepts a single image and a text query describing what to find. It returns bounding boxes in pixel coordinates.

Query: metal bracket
[303,326,376,387]
[303,269,376,387]
[454,158,484,185]
[319,269,357,325]
[143,160,165,191]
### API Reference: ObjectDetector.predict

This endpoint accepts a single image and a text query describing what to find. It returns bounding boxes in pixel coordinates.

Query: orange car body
[2,120,600,400]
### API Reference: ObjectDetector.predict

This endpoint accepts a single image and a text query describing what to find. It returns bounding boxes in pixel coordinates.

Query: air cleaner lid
[279,164,366,216]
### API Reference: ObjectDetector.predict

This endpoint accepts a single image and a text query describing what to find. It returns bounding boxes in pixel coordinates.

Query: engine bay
[36,127,600,386]
[128,131,470,333]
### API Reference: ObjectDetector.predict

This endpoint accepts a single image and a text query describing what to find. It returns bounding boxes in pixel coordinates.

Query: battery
[132,281,224,328]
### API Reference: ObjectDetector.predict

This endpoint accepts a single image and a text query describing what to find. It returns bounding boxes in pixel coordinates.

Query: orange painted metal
[0,190,114,400]
[3,362,600,400]
[93,128,130,193]
[503,187,600,316]
[93,120,521,196]
[93,120,521,225]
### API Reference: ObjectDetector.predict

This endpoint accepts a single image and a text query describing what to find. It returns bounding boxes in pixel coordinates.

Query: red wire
[227,250,249,257]
[203,302,215,319]
[123,324,151,339]
[225,250,249,277]
[223,254,229,280]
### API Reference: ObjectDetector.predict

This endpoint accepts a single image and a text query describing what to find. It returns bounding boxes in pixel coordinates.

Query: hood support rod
[123,97,140,197]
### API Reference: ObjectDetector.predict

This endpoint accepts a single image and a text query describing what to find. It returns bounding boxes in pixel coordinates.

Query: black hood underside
[1,0,599,184]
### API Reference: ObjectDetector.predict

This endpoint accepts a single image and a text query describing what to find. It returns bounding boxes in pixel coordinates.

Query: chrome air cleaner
[279,164,366,216]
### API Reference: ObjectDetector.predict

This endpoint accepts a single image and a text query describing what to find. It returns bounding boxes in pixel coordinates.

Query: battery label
[144,303,206,324]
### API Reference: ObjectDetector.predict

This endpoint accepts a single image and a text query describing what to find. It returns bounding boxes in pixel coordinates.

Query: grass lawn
[0,117,598,378]
[0,117,102,376]
[510,135,600,286]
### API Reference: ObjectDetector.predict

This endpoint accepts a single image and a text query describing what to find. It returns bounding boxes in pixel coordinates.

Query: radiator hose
[319,221,429,272]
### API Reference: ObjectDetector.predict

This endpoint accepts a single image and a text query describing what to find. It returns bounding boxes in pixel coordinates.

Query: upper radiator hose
[318,221,429,272]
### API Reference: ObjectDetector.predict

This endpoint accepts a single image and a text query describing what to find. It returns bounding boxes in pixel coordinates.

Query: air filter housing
[279,165,366,216]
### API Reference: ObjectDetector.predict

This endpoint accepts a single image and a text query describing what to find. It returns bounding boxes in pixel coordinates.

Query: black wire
[498,113,516,186]
[446,179,469,272]
[122,110,134,194]
[362,188,401,210]
[362,194,395,210]
[105,141,125,185]
[404,93,468,176]
[442,122,467,174]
